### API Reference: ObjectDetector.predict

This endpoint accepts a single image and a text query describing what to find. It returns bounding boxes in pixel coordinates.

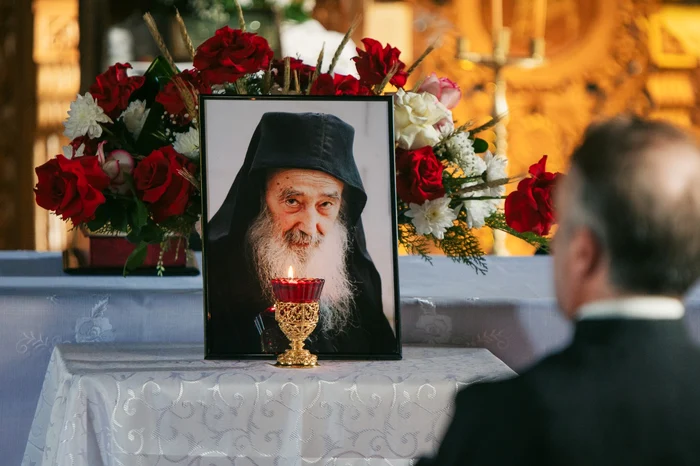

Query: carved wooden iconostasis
[4,0,700,253]
[406,0,667,254]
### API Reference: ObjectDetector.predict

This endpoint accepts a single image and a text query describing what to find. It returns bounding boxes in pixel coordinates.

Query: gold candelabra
[456,0,547,255]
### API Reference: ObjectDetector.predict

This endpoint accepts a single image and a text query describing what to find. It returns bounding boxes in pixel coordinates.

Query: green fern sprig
[434,211,488,274]
[485,211,551,251]
[398,224,433,264]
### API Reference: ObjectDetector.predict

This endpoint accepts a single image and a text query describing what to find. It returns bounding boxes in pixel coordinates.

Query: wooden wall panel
[0,0,36,250]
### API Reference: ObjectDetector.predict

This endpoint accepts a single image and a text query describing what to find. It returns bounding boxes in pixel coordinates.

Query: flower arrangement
[33,3,561,275]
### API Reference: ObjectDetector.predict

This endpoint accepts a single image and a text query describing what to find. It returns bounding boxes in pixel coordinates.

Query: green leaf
[485,211,551,249]
[126,230,142,244]
[126,220,165,246]
[140,222,166,244]
[128,199,149,235]
[86,204,110,232]
[138,56,178,98]
[110,203,129,233]
[284,3,311,22]
[129,56,181,153]
[473,138,489,153]
[123,242,148,277]
[135,101,171,154]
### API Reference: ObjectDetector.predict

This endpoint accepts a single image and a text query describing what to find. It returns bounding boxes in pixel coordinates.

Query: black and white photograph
[200,95,401,359]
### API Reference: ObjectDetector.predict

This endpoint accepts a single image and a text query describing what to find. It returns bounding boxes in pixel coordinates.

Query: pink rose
[96,142,135,194]
[418,73,462,110]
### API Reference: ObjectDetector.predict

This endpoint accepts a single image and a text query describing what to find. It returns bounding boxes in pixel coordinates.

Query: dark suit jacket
[417,318,700,466]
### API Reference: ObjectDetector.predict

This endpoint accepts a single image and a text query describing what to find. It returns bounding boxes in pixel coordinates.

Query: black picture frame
[199,94,402,361]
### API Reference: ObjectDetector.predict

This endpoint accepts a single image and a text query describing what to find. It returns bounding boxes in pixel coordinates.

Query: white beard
[246,206,355,333]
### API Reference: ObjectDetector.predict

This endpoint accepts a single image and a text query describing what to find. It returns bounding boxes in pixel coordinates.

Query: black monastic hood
[208,112,367,242]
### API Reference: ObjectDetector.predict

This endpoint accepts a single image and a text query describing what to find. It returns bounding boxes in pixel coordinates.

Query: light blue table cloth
[3,251,700,465]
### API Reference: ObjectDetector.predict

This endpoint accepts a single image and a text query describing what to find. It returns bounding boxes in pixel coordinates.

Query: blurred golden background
[2,0,700,254]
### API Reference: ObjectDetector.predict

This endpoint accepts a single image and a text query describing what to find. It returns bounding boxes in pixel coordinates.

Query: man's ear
[570,227,605,281]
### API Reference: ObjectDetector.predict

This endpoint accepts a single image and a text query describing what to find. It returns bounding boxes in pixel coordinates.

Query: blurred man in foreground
[418,116,700,466]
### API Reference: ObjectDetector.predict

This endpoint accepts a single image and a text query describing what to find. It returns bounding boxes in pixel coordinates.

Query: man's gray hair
[568,115,700,295]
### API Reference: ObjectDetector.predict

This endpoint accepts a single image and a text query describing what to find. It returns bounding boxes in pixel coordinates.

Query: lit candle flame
[288,266,294,279]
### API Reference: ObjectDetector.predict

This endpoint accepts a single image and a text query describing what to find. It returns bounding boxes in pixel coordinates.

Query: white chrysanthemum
[62,143,84,159]
[487,184,506,197]
[63,92,112,140]
[405,197,457,240]
[461,192,500,229]
[458,175,502,228]
[483,150,507,180]
[119,100,150,140]
[173,127,200,159]
[394,89,452,150]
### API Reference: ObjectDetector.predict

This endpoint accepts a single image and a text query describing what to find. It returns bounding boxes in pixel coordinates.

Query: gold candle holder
[274,300,320,366]
[270,273,325,367]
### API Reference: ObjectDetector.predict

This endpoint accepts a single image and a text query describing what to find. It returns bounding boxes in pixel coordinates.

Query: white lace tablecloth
[22,344,514,466]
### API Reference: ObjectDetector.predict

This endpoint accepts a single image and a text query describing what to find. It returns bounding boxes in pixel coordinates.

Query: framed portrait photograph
[200,95,401,360]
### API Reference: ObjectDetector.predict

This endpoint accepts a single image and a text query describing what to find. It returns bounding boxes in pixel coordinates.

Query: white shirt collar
[576,296,685,321]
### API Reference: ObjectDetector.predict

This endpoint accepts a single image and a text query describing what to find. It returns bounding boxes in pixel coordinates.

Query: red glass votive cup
[270,278,325,303]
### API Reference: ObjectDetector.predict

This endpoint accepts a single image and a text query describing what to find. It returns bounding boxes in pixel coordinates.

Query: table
[5,251,700,466]
[22,344,515,466]
[1,252,203,466]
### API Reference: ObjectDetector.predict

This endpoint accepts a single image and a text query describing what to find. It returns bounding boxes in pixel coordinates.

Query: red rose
[88,63,145,119]
[272,58,315,89]
[34,154,110,225]
[133,146,196,222]
[193,26,273,85]
[505,155,562,236]
[310,73,373,96]
[396,146,445,204]
[352,38,408,88]
[69,136,100,157]
[309,74,336,95]
[156,69,211,125]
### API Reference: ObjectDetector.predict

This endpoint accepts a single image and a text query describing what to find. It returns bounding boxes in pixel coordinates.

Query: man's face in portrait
[246,168,354,331]
[265,169,344,252]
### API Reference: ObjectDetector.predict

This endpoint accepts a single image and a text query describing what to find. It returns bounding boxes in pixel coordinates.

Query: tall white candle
[533,0,547,39]
[492,0,503,34]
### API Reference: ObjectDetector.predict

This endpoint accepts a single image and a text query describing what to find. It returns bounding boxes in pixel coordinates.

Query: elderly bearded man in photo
[205,111,397,356]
